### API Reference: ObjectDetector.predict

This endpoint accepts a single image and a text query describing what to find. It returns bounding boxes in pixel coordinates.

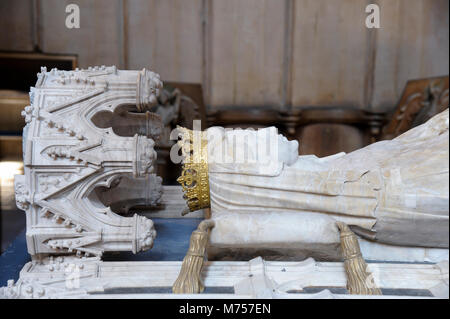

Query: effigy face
[14,66,164,258]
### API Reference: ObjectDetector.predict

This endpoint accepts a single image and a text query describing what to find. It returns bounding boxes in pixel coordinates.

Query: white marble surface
[207,110,449,262]
[14,66,164,257]
[1,257,447,299]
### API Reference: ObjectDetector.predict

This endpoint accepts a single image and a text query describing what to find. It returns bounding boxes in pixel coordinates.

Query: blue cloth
[0,229,30,287]
[0,218,201,286]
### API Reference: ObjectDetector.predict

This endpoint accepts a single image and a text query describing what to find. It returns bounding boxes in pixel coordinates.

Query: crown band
[176,127,210,212]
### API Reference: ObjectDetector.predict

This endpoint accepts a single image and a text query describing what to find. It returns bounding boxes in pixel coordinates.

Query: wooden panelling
[0,0,34,51]
[382,76,449,139]
[126,0,203,82]
[0,90,28,131]
[372,0,450,111]
[0,0,448,112]
[0,136,22,160]
[207,105,385,157]
[291,0,370,108]
[208,0,285,108]
[39,0,123,68]
[297,124,367,156]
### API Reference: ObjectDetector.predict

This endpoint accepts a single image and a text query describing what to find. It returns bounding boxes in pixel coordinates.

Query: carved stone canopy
[15,66,164,258]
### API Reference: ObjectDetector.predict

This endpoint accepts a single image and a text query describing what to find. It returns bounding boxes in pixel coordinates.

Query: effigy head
[175,126,300,213]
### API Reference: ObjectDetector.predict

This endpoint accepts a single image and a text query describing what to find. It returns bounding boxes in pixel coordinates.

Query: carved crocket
[15,66,164,258]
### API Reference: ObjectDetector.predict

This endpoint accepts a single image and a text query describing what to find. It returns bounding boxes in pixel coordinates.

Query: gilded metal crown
[176,127,210,212]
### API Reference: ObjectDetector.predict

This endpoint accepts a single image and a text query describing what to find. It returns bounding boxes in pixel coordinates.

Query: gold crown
[176,127,210,212]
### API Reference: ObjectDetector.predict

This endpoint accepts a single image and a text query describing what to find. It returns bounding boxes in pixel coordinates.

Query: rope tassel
[172,220,215,294]
[337,222,382,295]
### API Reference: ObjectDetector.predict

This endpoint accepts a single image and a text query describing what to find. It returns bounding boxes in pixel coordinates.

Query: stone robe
[205,110,449,261]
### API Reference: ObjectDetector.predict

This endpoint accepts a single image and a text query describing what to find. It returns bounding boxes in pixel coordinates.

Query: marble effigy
[178,109,449,262]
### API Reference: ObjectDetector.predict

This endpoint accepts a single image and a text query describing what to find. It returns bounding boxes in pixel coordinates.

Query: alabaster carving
[178,109,449,262]
[152,87,202,148]
[171,219,381,295]
[5,64,448,298]
[1,256,447,299]
[15,66,164,258]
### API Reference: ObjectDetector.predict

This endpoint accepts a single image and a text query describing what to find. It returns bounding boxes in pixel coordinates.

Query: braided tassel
[172,220,215,294]
[337,222,382,295]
